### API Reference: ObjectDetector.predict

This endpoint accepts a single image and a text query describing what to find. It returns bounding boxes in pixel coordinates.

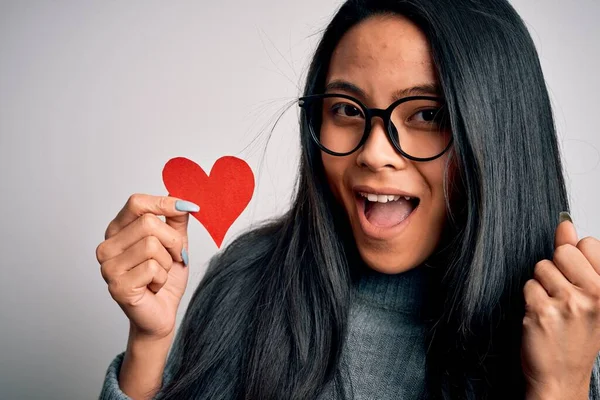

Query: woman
[98,0,600,399]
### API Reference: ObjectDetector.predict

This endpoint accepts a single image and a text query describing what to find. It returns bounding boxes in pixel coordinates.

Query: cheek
[321,153,353,200]
[422,155,451,200]
[418,157,452,232]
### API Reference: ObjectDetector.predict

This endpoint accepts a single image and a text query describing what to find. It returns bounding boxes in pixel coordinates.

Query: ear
[554,212,578,249]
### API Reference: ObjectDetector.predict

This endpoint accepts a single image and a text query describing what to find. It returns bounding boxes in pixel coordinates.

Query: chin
[358,245,429,274]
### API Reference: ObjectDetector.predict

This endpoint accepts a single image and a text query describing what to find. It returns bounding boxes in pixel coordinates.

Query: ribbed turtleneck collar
[354,265,431,317]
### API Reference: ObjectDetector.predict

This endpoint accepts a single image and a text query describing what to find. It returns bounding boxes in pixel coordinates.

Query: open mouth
[356,191,420,229]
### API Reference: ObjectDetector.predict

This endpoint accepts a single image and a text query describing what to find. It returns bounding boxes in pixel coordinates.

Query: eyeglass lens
[305,95,451,158]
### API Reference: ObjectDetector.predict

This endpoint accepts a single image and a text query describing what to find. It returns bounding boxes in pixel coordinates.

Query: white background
[0,1,598,398]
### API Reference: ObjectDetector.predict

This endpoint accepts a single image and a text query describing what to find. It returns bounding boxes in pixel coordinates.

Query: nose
[355,117,408,172]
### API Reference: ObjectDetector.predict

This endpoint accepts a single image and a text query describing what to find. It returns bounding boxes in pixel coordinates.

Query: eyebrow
[324,80,442,101]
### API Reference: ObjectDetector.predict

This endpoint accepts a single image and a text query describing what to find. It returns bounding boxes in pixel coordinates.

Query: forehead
[327,14,437,99]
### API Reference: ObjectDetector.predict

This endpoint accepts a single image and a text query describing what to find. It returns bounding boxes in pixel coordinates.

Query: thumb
[166,212,190,246]
[166,212,190,267]
[554,211,578,249]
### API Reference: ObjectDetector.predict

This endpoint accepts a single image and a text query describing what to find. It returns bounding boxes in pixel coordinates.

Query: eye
[331,103,364,118]
[413,108,443,123]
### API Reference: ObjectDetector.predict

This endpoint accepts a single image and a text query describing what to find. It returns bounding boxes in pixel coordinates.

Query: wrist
[525,385,558,400]
[119,327,175,399]
[129,321,175,343]
[127,326,174,360]
[526,380,590,400]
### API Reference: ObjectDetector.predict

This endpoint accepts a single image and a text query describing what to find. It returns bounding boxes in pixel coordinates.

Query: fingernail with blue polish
[181,248,189,267]
[559,211,572,223]
[175,200,200,213]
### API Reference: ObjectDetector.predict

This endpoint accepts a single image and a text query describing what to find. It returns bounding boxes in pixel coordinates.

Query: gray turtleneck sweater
[100,267,430,399]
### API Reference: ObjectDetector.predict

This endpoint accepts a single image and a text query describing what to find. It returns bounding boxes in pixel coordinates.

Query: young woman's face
[322,14,452,274]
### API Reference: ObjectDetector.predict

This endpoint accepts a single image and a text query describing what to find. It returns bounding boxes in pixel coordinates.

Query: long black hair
[157,0,597,399]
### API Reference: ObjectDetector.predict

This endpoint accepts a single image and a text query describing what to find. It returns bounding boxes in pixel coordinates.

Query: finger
[166,212,190,244]
[121,259,169,295]
[532,259,572,298]
[100,236,174,283]
[553,243,600,292]
[554,212,578,249]
[106,194,199,239]
[577,236,600,275]
[97,213,184,263]
[523,278,551,310]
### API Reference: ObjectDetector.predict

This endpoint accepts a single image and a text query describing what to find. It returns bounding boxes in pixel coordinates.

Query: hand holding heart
[522,214,600,399]
[95,156,254,343]
[96,194,195,340]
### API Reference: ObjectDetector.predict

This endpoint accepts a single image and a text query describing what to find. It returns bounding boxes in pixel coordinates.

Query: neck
[353,264,433,317]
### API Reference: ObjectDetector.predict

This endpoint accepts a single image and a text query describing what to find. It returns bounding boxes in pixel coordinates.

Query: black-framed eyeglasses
[298,93,453,162]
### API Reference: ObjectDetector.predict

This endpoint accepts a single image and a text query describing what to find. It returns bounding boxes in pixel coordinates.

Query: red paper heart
[162,156,255,248]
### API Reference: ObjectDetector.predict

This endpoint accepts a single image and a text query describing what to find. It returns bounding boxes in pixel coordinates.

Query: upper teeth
[359,192,412,203]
